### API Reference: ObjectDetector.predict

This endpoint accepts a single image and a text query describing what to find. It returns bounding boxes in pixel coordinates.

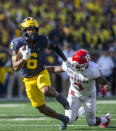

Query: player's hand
[65,60,74,70]
[62,60,76,73]
[20,45,31,60]
[99,85,107,98]
[62,61,88,83]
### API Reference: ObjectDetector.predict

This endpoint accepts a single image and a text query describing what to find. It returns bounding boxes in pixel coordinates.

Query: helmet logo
[85,54,90,62]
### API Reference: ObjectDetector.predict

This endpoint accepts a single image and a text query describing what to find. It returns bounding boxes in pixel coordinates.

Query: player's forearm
[12,59,26,71]
[96,76,108,86]
[96,76,110,90]
[45,66,64,73]
[48,43,67,61]
[54,47,67,61]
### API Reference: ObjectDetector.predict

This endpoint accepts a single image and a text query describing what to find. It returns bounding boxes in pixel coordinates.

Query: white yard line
[0,124,115,128]
[0,117,115,121]
[0,124,88,127]
[0,104,25,107]
[0,100,116,107]
[8,117,51,121]
[97,100,116,104]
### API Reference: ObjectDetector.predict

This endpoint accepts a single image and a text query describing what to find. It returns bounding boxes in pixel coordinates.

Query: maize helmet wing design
[21,17,39,40]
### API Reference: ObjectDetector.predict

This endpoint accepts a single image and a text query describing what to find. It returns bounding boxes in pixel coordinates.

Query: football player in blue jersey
[10,17,73,126]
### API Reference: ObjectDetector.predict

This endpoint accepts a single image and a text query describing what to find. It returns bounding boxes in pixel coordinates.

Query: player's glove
[20,45,31,60]
[99,85,107,98]
[73,72,88,83]
[62,61,88,83]
[65,60,75,71]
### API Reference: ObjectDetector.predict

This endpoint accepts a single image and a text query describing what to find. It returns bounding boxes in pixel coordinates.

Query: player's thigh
[37,69,51,89]
[84,96,96,126]
[65,91,82,123]
[23,77,45,108]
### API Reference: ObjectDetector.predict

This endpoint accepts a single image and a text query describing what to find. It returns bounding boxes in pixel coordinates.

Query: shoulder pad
[11,37,26,52]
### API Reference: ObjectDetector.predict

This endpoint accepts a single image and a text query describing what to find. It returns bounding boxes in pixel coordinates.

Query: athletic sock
[58,114,69,122]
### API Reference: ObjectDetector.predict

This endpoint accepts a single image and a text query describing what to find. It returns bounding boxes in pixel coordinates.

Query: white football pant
[65,89,96,126]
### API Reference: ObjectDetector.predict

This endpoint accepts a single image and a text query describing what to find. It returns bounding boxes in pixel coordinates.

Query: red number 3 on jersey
[73,82,83,90]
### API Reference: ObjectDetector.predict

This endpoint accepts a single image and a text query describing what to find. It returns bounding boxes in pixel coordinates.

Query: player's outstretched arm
[48,42,67,61]
[62,61,88,83]
[96,76,109,85]
[45,65,64,74]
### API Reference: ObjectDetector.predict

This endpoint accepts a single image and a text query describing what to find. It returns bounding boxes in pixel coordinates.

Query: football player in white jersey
[46,49,111,130]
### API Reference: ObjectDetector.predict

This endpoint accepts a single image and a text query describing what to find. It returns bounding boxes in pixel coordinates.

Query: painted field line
[7,117,51,121]
[97,100,116,104]
[0,124,115,128]
[0,124,88,127]
[0,104,25,107]
[0,100,116,107]
[0,117,115,121]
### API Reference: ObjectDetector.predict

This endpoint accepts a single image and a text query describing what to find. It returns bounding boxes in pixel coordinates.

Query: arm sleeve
[48,41,67,61]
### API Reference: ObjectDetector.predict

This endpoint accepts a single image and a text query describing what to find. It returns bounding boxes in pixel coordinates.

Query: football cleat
[56,93,70,110]
[100,113,111,128]
[59,116,69,130]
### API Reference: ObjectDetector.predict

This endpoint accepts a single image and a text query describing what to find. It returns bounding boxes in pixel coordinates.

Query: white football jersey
[63,58,102,96]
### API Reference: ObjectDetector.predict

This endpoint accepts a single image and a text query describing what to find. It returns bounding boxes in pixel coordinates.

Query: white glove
[73,72,88,83]
[62,61,88,83]
[19,45,31,60]
[64,60,76,72]
[62,60,78,74]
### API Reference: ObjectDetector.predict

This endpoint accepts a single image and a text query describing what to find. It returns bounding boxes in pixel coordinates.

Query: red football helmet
[72,49,91,71]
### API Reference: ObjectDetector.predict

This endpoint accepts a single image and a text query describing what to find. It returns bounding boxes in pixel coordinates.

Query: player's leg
[77,105,85,119]
[37,104,69,122]
[23,77,69,125]
[84,95,97,126]
[38,69,69,110]
[66,90,82,123]
[59,89,82,130]
[84,94,111,127]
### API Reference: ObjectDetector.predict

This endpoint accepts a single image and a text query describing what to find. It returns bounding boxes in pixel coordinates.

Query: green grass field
[0,99,116,131]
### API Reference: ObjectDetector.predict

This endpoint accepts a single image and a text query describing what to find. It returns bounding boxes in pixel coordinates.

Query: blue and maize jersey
[11,35,52,78]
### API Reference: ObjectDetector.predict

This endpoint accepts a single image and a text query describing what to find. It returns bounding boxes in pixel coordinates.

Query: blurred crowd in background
[0,0,116,99]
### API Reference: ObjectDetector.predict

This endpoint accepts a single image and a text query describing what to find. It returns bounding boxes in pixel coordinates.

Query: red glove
[99,86,107,98]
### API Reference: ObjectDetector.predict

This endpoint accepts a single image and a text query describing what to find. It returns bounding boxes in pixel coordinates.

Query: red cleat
[100,113,111,128]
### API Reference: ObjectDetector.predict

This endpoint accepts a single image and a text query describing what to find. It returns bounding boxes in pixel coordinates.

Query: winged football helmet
[21,17,39,40]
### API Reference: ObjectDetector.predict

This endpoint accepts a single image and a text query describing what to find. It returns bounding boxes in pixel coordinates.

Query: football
[17,45,26,60]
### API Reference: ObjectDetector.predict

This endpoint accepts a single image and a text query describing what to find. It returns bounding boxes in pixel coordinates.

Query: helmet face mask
[21,17,39,40]
[72,49,91,71]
